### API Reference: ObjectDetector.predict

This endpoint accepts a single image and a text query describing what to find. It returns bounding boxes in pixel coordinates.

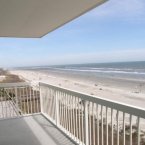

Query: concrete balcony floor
[0,114,76,145]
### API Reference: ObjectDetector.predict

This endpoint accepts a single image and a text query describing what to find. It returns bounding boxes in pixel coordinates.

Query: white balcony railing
[0,82,145,145]
[39,82,145,145]
[0,82,40,119]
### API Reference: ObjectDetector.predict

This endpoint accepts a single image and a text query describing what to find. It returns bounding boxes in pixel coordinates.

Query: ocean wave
[52,67,145,75]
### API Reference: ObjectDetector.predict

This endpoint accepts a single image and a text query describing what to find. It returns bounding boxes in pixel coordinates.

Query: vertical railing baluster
[66,93,69,132]
[47,88,51,116]
[137,117,140,145]
[130,115,132,145]
[73,95,76,140]
[117,110,119,145]
[78,98,80,143]
[32,87,34,113]
[8,89,12,117]
[33,88,35,113]
[5,89,8,118]
[67,93,69,133]
[26,87,29,114]
[81,99,84,144]
[29,87,32,114]
[62,92,64,127]
[36,88,39,113]
[64,92,67,133]
[93,103,95,145]
[55,90,60,126]
[70,95,72,138]
[62,92,65,130]
[19,87,22,115]
[51,89,55,119]
[89,102,92,145]
[23,87,26,114]
[106,107,108,145]
[69,95,72,137]
[12,88,15,116]
[59,91,62,125]
[35,88,38,113]
[101,106,104,145]
[62,92,65,129]
[111,108,114,145]
[69,95,71,134]
[75,96,78,140]
[39,85,43,113]
[84,101,89,145]
[123,112,125,145]
[97,104,99,145]
[59,92,63,126]
[49,88,53,117]
[53,89,56,120]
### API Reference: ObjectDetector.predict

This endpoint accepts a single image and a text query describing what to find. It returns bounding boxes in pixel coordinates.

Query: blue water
[17,61,145,80]
[50,61,145,75]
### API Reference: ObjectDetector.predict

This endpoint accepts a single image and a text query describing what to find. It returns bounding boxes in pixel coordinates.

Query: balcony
[0,82,145,145]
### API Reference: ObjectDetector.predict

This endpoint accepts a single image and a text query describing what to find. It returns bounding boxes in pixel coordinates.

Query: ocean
[16,61,145,81]
[26,61,145,80]
[51,61,145,74]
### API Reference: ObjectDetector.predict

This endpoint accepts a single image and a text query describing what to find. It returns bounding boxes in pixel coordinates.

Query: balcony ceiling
[0,0,106,38]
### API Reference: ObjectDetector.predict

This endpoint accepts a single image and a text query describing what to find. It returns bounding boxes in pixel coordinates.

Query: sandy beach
[10,69,145,109]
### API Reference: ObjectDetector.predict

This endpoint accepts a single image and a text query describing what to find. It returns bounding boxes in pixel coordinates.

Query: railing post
[84,100,89,145]
[55,90,60,126]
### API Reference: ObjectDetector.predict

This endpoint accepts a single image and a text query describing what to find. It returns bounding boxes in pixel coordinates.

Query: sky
[0,0,145,67]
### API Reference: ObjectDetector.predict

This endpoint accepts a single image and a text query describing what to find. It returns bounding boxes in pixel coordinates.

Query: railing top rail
[0,82,30,88]
[39,82,145,119]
